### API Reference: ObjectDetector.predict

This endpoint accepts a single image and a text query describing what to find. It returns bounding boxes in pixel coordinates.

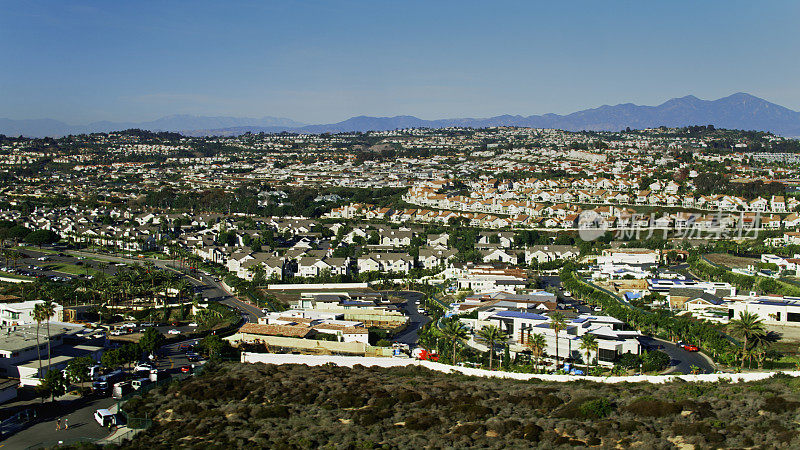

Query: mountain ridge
[3,93,800,137]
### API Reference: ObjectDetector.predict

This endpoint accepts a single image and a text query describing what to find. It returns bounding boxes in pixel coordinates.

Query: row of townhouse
[405,182,797,214]
[333,201,800,233]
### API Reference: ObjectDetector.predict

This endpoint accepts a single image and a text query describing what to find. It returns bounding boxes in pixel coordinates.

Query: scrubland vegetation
[113,362,800,449]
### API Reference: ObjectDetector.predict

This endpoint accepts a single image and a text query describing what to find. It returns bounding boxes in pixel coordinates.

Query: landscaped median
[692,255,800,297]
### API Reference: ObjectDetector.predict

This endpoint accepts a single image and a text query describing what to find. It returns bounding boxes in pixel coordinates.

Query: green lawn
[0,272,35,281]
[47,263,101,277]
[15,245,60,254]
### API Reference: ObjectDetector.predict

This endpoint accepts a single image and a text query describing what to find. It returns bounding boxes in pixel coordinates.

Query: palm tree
[579,333,598,375]
[39,300,56,372]
[32,303,47,382]
[177,279,193,305]
[477,325,506,371]
[750,331,779,369]
[549,312,567,370]
[441,320,468,365]
[729,311,766,369]
[526,332,547,372]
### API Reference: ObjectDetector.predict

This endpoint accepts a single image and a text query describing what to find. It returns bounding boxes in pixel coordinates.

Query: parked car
[91,380,109,393]
[180,365,192,373]
[186,353,200,362]
[94,408,118,427]
[677,341,699,352]
[168,329,181,335]
[188,322,198,327]
[134,363,155,373]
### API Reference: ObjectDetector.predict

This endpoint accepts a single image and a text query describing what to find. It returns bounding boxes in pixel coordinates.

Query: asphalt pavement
[638,335,716,374]
[387,291,432,345]
[0,395,118,448]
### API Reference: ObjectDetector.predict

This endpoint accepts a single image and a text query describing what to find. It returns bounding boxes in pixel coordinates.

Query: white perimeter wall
[267,283,369,290]
[240,352,800,384]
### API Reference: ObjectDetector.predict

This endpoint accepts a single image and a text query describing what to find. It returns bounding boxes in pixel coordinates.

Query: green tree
[101,349,121,369]
[526,332,547,372]
[729,311,766,369]
[38,368,67,402]
[440,320,468,365]
[24,229,59,247]
[549,312,567,370]
[139,327,165,357]
[477,325,506,371]
[39,300,56,371]
[199,334,230,359]
[32,303,47,391]
[66,356,93,391]
[579,333,598,374]
[641,350,670,373]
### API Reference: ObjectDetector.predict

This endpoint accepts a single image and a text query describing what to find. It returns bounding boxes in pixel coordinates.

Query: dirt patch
[766,325,800,343]
[705,253,758,269]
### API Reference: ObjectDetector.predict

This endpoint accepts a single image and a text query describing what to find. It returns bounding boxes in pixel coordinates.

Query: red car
[677,341,699,352]
[180,365,192,373]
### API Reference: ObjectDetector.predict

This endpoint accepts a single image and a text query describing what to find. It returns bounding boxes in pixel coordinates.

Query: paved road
[0,395,118,448]
[638,335,716,374]
[2,336,203,447]
[387,291,432,345]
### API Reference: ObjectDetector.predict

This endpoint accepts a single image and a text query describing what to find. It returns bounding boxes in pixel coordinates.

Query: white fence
[240,352,800,384]
[266,283,369,290]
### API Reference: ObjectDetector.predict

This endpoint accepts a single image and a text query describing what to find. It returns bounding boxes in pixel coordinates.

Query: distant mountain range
[0,115,306,138]
[3,93,800,137]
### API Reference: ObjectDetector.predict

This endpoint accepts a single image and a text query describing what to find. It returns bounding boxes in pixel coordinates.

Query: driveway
[384,291,432,346]
[638,336,716,374]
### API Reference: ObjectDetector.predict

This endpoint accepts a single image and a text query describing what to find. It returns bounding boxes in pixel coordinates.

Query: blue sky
[2,1,799,124]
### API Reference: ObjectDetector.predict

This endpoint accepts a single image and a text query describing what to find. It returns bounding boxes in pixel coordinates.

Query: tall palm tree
[729,311,766,369]
[441,320,468,365]
[39,300,56,371]
[579,333,598,375]
[478,325,506,371]
[526,332,547,372]
[549,312,567,370]
[32,303,46,380]
[749,331,779,369]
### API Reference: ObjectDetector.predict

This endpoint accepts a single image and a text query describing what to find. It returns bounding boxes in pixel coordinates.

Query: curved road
[638,336,716,374]
[385,291,432,345]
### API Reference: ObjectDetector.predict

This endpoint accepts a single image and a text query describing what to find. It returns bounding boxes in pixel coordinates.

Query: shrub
[451,422,485,436]
[520,423,543,442]
[450,403,493,420]
[255,405,290,419]
[623,397,681,417]
[761,396,800,413]
[641,350,670,372]
[555,397,613,419]
[579,398,614,419]
[405,413,440,430]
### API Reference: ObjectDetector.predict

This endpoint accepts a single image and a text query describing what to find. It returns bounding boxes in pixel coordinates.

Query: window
[787,312,800,323]
[598,348,617,362]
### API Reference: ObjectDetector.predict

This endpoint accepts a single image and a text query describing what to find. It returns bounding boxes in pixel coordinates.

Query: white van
[131,378,151,390]
[94,408,117,427]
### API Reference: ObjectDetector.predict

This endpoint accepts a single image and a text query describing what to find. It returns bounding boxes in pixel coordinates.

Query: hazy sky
[2,1,799,124]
